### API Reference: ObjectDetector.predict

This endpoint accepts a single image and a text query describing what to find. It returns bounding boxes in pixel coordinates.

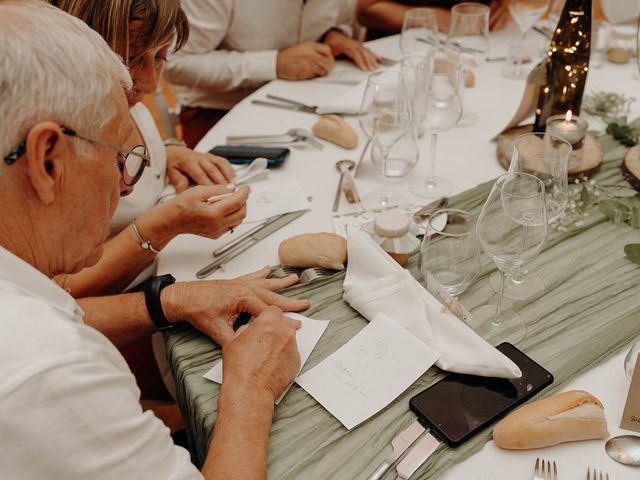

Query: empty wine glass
[446,2,490,67]
[359,71,410,208]
[418,209,481,296]
[411,56,463,198]
[475,173,548,344]
[503,0,549,79]
[400,8,439,57]
[491,132,572,300]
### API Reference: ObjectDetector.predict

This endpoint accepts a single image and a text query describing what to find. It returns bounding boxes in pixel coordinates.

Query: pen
[206,192,235,203]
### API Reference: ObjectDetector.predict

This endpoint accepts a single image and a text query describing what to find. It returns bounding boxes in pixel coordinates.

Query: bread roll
[278,232,347,270]
[312,115,358,149]
[493,390,609,450]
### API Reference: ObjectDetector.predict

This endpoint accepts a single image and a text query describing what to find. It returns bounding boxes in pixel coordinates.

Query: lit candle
[545,110,589,146]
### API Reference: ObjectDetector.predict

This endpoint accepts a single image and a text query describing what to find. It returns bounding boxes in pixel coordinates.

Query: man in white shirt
[166,0,380,147]
[0,2,302,479]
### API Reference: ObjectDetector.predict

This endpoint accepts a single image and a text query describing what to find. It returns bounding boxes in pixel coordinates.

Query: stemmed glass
[411,57,463,198]
[400,8,439,57]
[491,132,571,300]
[503,0,549,79]
[475,173,548,344]
[358,71,411,208]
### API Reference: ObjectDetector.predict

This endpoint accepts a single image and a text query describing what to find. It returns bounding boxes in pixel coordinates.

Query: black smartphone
[409,343,553,447]
[209,145,289,167]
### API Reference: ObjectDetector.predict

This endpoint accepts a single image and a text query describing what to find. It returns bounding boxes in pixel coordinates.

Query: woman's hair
[51,0,189,61]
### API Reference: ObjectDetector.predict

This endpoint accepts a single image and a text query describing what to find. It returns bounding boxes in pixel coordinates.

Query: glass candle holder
[546,111,589,147]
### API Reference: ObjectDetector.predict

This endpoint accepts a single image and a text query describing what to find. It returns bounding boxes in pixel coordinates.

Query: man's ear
[24,122,69,204]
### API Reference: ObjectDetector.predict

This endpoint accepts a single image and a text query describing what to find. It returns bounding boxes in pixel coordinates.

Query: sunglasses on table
[3,126,150,187]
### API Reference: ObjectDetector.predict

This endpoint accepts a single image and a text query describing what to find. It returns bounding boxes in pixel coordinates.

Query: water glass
[418,209,480,296]
[503,0,549,79]
[400,8,439,57]
[447,2,490,67]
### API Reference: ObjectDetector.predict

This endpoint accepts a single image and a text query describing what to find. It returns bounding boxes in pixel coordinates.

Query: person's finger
[363,49,380,70]
[213,322,235,347]
[199,158,228,185]
[239,266,272,280]
[168,169,191,193]
[216,186,250,215]
[254,288,310,312]
[208,154,236,182]
[185,163,214,186]
[259,274,301,291]
[238,294,271,318]
[312,54,334,76]
[313,42,334,58]
[283,315,302,330]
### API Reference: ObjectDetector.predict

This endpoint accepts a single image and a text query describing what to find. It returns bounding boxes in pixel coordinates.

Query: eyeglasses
[3,126,150,187]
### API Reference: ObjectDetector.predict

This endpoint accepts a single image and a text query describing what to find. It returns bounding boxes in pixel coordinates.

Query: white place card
[203,313,329,404]
[295,313,440,430]
[244,180,310,223]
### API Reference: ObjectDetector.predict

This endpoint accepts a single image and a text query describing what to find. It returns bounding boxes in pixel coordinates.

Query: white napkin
[343,228,522,379]
[315,79,367,115]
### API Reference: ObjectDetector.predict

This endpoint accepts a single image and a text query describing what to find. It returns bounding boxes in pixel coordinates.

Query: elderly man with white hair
[0,2,304,479]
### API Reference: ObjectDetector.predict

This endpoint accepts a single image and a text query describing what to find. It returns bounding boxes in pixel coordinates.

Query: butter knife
[367,420,426,480]
[395,430,441,480]
[196,210,307,279]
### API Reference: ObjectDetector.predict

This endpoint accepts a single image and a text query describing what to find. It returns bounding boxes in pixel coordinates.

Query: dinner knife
[367,420,426,480]
[395,429,441,480]
[196,210,307,279]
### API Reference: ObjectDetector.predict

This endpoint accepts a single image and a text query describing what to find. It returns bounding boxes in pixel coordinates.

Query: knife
[196,210,307,279]
[395,429,441,480]
[367,420,426,480]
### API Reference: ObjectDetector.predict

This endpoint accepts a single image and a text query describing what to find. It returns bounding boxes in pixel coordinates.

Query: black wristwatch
[144,274,176,331]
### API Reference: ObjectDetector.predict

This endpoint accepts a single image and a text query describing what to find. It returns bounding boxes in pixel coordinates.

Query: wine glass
[503,0,549,79]
[411,56,463,198]
[491,132,571,300]
[474,173,548,344]
[358,71,410,208]
[418,209,481,296]
[446,2,490,67]
[401,54,431,137]
[400,8,439,57]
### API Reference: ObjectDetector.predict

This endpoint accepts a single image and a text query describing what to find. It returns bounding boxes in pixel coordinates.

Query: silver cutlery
[587,467,609,480]
[251,94,355,116]
[533,458,558,480]
[333,159,355,212]
[227,128,323,150]
[367,420,426,480]
[196,210,307,278]
[606,434,640,466]
[269,266,338,284]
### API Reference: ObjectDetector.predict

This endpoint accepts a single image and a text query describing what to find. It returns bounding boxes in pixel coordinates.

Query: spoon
[605,435,640,466]
[412,198,449,235]
[232,157,269,187]
[333,159,355,212]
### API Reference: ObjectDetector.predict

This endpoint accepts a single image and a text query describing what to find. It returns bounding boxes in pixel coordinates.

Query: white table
[158,26,640,479]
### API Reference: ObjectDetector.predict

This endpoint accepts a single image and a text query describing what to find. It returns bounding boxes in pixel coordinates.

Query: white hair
[0,0,132,159]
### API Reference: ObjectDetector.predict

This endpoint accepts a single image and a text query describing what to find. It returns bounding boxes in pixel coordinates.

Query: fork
[533,458,558,480]
[587,467,609,480]
[270,266,337,284]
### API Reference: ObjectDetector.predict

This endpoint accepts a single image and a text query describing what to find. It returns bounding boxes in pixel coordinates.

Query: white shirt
[110,102,168,235]
[0,246,202,480]
[166,0,354,110]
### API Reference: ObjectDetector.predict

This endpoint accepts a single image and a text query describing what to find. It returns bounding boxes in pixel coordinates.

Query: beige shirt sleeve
[166,0,278,92]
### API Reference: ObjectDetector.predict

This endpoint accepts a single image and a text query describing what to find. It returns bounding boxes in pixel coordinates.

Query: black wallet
[209,145,289,167]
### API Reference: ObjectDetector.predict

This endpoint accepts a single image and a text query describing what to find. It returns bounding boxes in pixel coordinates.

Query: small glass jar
[606,25,636,64]
[369,211,420,267]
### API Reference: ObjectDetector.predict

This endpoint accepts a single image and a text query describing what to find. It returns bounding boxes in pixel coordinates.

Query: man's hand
[161,267,309,346]
[163,184,249,239]
[166,145,235,193]
[324,30,379,71]
[222,306,301,402]
[276,41,335,80]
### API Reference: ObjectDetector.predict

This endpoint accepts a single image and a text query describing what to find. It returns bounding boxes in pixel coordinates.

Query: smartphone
[409,343,553,447]
[209,145,289,167]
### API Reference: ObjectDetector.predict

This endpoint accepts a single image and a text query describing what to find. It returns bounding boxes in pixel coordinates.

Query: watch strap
[144,274,176,330]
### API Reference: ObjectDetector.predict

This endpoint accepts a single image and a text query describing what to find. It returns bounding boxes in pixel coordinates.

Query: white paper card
[244,180,310,223]
[295,313,440,429]
[203,313,329,404]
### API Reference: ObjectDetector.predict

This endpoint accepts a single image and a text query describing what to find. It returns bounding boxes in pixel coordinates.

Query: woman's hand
[324,30,379,71]
[166,145,235,193]
[165,184,250,239]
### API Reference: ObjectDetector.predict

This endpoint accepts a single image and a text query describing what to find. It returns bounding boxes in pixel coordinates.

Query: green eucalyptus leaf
[599,199,630,223]
[617,196,640,209]
[631,208,640,229]
[624,244,640,265]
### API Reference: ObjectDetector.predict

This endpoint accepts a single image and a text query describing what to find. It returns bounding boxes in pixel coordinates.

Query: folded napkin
[315,79,367,116]
[343,228,522,379]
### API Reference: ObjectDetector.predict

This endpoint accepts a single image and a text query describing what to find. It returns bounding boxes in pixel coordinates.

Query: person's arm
[56,185,249,297]
[201,307,301,479]
[80,267,309,349]
[356,0,452,34]
[165,0,278,92]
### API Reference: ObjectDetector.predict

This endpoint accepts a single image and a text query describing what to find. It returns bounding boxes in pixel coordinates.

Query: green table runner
[165,134,640,479]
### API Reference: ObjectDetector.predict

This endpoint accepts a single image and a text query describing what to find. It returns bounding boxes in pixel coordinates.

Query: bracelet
[143,274,176,330]
[131,221,161,254]
[163,137,187,148]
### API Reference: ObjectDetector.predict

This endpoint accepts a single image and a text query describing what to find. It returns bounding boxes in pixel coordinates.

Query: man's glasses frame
[3,126,150,187]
